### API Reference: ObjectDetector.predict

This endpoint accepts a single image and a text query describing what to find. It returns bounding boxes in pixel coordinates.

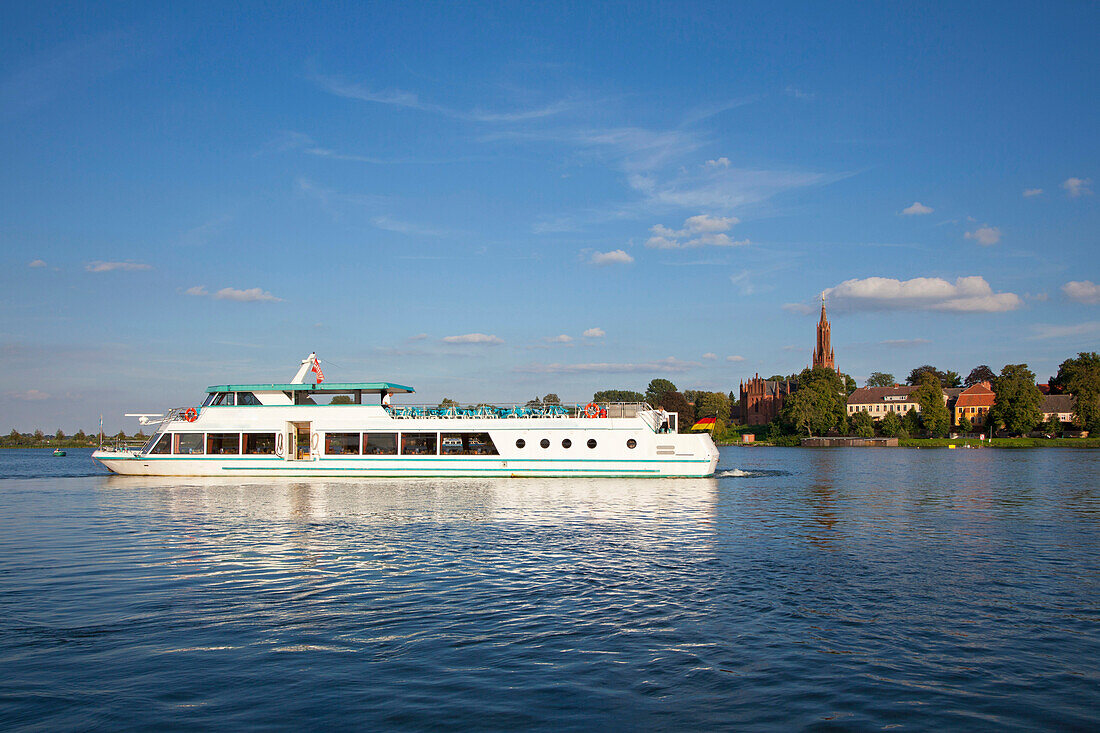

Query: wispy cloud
[1023,188,1043,197]
[442,333,504,345]
[726,355,746,362]
[705,157,730,168]
[646,214,747,249]
[1063,280,1100,304]
[85,261,152,273]
[590,249,634,265]
[583,327,605,338]
[184,285,208,296]
[1030,321,1100,340]
[311,73,574,123]
[811,275,1022,313]
[213,287,282,302]
[372,216,447,237]
[28,259,46,268]
[407,333,429,342]
[702,352,718,360]
[1062,177,1092,197]
[964,226,1001,246]
[901,201,933,215]
[629,164,834,212]
[515,357,699,374]
[784,86,815,100]
[4,388,50,401]
[545,334,574,344]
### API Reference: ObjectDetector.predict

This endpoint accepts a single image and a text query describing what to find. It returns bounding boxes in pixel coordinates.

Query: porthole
[516,438,525,449]
[587,439,597,449]
[562,438,572,449]
[540,438,550,449]
[627,439,637,449]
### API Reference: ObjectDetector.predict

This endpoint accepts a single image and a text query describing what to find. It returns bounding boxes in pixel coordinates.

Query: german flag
[689,417,716,432]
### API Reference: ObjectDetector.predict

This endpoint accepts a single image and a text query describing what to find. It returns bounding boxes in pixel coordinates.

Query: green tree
[780,367,847,436]
[902,408,923,437]
[645,379,677,406]
[55,429,64,441]
[657,391,694,433]
[33,429,44,442]
[850,410,874,437]
[914,373,950,437]
[1044,413,1063,436]
[990,364,1043,436]
[330,395,354,404]
[74,429,87,441]
[1051,352,1100,432]
[592,389,645,403]
[943,370,962,388]
[542,393,561,405]
[965,365,996,387]
[880,410,903,437]
[866,372,896,387]
[957,414,973,433]
[907,365,943,386]
[439,397,459,409]
[842,373,857,395]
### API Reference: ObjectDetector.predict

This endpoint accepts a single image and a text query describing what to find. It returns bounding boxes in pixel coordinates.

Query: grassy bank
[897,437,1100,448]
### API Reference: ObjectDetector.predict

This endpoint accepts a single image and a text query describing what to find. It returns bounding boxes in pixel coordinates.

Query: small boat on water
[52,449,66,456]
[92,354,719,478]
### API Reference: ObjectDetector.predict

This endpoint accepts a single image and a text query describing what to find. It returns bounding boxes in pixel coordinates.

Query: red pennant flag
[311,359,325,384]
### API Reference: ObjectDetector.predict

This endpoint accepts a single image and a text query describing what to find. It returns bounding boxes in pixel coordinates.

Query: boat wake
[718,468,792,478]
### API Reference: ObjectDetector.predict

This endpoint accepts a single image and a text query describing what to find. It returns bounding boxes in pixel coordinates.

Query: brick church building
[739,294,837,425]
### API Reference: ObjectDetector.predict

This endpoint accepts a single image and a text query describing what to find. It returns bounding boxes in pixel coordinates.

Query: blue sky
[2,1,1098,432]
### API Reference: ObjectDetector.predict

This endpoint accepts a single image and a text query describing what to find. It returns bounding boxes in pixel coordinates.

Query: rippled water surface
[1,447,1098,730]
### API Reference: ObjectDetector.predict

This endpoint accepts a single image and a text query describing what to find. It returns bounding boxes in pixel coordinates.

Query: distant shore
[719,436,1100,448]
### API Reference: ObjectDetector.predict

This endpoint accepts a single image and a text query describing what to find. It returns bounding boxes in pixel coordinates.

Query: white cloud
[784,86,815,100]
[213,287,282,302]
[1023,188,1043,197]
[627,164,833,211]
[590,249,634,265]
[1063,177,1092,197]
[372,216,446,237]
[28,259,46,268]
[1030,321,1100,340]
[705,157,731,168]
[5,389,50,401]
[901,202,934,215]
[583,327,605,338]
[546,334,574,343]
[822,275,1022,313]
[85,261,152,273]
[1063,280,1100,304]
[407,333,429,341]
[964,226,1001,246]
[645,214,747,249]
[184,285,208,296]
[515,357,699,374]
[442,333,504,345]
[726,355,746,362]
[702,352,718,360]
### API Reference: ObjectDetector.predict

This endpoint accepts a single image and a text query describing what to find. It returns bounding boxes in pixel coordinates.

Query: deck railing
[385,402,652,419]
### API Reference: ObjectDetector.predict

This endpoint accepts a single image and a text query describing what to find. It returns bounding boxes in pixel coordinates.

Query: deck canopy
[205,382,415,394]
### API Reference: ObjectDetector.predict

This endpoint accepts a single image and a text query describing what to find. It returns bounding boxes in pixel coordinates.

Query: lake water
[1,447,1097,730]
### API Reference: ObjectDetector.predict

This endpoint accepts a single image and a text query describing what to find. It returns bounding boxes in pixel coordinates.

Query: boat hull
[92,450,718,478]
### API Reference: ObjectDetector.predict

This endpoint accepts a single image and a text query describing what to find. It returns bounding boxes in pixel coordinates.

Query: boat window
[202,393,217,407]
[326,433,361,455]
[540,438,550,449]
[237,392,261,406]
[207,433,240,455]
[561,438,572,449]
[243,433,276,454]
[587,439,597,449]
[149,433,172,454]
[212,392,235,407]
[175,433,204,455]
[627,439,637,449]
[362,433,398,455]
[440,433,498,456]
[401,433,437,456]
[515,438,525,449]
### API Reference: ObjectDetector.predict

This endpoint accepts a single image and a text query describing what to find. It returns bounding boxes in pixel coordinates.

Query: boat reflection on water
[99,474,720,526]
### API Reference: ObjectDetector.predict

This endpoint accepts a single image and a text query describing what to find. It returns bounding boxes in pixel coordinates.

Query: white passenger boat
[93,354,719,478]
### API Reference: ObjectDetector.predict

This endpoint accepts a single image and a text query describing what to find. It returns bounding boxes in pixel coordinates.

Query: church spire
[812,292,837,371]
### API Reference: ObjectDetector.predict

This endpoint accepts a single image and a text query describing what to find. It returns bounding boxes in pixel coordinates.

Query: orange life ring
[584,402,600,418]
[184,407,198,422]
